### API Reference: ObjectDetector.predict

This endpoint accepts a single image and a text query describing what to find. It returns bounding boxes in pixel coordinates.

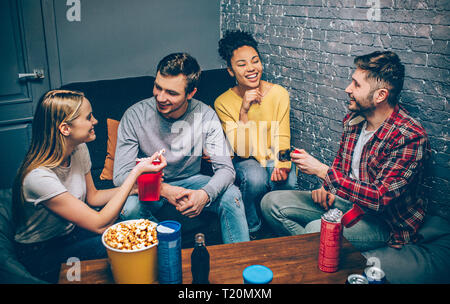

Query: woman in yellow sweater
[214,30,297,239]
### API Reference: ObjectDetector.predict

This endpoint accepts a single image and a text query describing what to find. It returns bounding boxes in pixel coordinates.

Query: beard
[348,89,377,115]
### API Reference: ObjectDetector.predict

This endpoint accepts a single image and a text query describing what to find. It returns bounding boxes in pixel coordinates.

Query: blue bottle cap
[157,220,181,241]
[243,265,273,284]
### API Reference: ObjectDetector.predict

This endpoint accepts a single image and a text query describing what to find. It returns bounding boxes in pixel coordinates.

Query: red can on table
[136,159,162,201]
[318,217,343,273]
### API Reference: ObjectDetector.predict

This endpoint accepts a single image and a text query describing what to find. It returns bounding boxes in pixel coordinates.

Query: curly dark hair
[218,30,260,67]
[354,51,405,106]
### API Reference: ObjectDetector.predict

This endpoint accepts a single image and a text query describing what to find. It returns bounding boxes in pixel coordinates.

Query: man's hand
[270,167,290,182]
[129,182,138,196]
[175,189,210,218]
[160,183,189,207]
[311,186,335,211]
[290,149,329,180]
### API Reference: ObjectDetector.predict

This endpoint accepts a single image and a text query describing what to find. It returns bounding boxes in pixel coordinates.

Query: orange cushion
[100,118,120,180]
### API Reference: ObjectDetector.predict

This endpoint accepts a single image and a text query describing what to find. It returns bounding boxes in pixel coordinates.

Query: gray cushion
[363,216,450,284]
[0,188,46,283]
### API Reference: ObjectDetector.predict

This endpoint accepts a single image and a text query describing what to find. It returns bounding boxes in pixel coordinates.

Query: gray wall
[0,0,222,188]
[221,0,450,220]
[49,0,222,85]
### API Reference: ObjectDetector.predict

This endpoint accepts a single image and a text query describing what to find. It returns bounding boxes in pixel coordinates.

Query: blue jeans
[233,157,297,233]
[261,190,390,251]
[120,174,250,244]
[15,226,106,283]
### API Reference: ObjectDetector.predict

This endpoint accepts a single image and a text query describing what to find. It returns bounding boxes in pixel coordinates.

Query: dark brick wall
[220,0,450,220]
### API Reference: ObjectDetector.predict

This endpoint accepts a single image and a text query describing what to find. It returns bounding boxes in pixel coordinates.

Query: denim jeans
[15,226,106,283]
[120,174,250,244]
[261,190,390,251]
[233,157,297,233]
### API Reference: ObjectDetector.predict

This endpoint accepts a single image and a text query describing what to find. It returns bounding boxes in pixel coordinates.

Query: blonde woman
[12,90,166,282]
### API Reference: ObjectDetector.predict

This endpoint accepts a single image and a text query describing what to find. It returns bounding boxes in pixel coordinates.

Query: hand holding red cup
[136,150,166,201]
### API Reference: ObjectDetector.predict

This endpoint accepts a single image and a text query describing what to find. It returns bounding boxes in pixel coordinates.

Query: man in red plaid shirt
[262,51,430,251]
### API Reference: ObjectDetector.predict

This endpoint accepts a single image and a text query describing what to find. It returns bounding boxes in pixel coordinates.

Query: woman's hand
[270,167,290,182]
[135,152,167,174]
[240,88,262,113]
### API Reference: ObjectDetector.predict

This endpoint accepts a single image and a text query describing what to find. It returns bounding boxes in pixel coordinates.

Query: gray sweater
[113,97,235,202]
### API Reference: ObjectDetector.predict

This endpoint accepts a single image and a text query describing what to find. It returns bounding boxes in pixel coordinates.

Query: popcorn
[104,219,158,250]
[158,149,166,157]
[136,149,165,164]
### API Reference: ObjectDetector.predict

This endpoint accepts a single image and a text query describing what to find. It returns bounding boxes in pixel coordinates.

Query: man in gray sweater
[113,53,249,243]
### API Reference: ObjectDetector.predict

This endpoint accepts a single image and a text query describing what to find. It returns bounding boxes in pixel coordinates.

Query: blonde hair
[12,90,85,225]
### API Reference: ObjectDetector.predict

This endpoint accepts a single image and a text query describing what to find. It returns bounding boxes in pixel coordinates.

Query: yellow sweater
[214,84,291,169]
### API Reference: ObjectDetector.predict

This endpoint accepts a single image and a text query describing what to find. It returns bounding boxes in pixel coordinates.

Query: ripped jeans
[120,174,250,244]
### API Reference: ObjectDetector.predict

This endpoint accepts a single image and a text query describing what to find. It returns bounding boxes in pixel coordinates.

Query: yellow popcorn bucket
[102,220,158,284]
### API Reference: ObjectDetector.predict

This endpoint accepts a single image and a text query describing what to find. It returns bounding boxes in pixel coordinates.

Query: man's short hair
[156,53,201,95]
[354,51,405,106]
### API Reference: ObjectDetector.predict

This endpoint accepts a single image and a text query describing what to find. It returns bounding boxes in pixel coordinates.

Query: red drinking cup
[136,159,162,201]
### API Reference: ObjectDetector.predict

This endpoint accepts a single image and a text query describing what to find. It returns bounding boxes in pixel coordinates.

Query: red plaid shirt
[324,105,430,248]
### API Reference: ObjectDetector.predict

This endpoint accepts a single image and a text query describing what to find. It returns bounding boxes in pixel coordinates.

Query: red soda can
[136,158,162,201]
[318,209,343,273]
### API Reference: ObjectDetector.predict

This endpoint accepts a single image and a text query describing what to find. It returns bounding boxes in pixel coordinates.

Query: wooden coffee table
[58,233,366,284]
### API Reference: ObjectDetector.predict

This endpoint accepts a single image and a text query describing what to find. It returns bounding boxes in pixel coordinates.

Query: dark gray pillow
[363,216,450,284]
[0,188,46,283]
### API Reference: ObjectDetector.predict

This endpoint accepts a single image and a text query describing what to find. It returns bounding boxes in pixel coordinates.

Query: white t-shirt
[350,122,375,180]
[14,143,92,244]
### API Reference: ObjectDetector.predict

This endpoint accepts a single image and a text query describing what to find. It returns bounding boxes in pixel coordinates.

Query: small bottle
[191,233,210,284]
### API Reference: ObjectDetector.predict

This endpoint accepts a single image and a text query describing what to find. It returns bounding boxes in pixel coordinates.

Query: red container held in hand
[318,217,343,273]
[136,159,162,201]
